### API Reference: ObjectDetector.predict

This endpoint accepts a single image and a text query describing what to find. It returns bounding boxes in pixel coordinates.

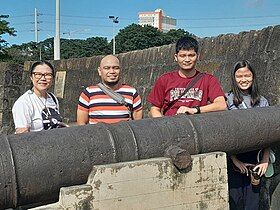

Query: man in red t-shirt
[147,36,227,117]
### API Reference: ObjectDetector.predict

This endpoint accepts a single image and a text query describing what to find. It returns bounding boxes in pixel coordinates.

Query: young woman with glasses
[12,61,67,134]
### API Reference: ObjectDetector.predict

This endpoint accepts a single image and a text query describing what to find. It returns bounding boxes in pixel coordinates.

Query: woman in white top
[12,61,66,134]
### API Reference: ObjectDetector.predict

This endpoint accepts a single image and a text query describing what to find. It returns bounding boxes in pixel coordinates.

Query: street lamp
[109,16,119,55]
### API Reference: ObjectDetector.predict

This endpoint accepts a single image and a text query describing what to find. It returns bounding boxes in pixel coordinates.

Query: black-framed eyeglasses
[32,72,53,79]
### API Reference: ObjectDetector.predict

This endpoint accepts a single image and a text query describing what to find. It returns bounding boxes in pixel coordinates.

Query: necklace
[38,95,47,108]
[33,90,48,109]
[35,92,53,119]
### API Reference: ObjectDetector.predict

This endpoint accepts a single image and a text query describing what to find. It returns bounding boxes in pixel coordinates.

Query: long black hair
[231,60,261,107]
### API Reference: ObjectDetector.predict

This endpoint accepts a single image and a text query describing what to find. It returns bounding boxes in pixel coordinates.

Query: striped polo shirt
[78,84,142,124]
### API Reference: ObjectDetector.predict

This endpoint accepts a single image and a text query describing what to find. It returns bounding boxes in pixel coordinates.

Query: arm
[230,155,249,176]
[132,109,143,120]
[15,127,30,134]
[202,75,227,112]
[76,109,89,125]
[176,96,227,115]
[149,106,163,118]
[12,96,32,134]
[200,96,227,113]
[77,89,90,125]
[131,89,143,120]
[254,148,270,176]
[147,75,166,118]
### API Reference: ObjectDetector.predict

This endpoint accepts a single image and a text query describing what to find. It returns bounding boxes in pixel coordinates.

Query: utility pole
[34,8,38,43]
[34,8,41,60]
[109,16,119,55]
[54,0,60,60]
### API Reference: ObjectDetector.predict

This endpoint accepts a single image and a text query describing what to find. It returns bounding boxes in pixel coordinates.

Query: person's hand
[254,162,268,177]
[253,148,270,176]
[176,106,197,115]
[231,156,251,176]
[58,122,69,128]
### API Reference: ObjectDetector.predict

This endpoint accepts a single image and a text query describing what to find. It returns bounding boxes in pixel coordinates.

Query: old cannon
[0,106,280,208]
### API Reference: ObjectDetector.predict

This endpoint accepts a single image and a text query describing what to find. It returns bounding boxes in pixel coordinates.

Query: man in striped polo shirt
[77,55,143,124]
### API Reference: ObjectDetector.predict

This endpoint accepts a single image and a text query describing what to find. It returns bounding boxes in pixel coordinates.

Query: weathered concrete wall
[31,152,229,210]
[0,62,23,134]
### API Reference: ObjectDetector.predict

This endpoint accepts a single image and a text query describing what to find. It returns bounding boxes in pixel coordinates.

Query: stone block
[31,152,229,210]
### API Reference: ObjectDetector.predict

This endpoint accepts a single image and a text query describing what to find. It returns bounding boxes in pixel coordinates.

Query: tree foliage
[61,37,111,58]
[2,23,194,64]
[114,24,164,53]
[0,15,16,59]
[163,29,192,44]
[115,24,193,54]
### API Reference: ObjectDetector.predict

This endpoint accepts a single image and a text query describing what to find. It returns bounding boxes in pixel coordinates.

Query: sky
[1,0,280,46]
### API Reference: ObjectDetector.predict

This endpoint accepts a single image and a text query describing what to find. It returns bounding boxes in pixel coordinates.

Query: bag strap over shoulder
[163,72,204,115]
[97,83,133,119]
[97,83,129,107]
[48,92,58,106]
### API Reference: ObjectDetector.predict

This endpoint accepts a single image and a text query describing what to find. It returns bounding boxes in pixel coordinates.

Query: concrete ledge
[31,152,228,210]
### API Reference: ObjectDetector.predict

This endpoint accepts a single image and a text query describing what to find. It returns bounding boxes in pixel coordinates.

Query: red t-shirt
[147,70,225,116]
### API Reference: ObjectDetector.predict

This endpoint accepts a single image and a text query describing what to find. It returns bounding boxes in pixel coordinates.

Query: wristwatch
[193,106,201,114]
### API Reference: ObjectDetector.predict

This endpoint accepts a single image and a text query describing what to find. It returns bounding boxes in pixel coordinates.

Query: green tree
[0,15,16,61]
[114,24,194,54]
[61,37,110,59]
[4,36,110,63]
[2,23,194,63]
[163,29,193,44]
[5,41,41,63]
[83,37,111,57]
[115,24,164,53]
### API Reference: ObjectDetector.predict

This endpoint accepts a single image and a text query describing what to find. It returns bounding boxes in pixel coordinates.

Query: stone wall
[20,25,280,123]
[0,62,23,134]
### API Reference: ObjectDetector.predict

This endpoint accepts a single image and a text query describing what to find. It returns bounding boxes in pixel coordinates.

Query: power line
[74,32,108,36]
[13,30,36,33]
[14,29,109,39]
[43,13,106,19]
[40,19,278,30]
[177,14,280,21]
[13,22,33,26]
[8,13,280,23]
[42,13,137,21]
[42,21,117,28]
[186,23,278,29]
[7,14,33,18]
[41,13,280,21]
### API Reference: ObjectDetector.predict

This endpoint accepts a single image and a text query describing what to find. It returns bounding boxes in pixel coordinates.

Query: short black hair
[175,36,199,54]
[30,60,55,76]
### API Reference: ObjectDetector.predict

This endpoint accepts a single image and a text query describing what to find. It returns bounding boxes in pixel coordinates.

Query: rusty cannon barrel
[1,106,280,208]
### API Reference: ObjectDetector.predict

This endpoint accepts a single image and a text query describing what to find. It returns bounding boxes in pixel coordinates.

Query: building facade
[138,9,176,33]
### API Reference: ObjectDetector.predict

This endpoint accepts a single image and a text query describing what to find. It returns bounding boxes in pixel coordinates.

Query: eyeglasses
[32,72,53,79]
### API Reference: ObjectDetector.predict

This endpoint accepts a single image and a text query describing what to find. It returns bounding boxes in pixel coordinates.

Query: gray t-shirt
[226,92,269,110]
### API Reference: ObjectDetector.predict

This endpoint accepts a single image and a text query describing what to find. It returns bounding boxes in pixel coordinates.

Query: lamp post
[109,16,119,55]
